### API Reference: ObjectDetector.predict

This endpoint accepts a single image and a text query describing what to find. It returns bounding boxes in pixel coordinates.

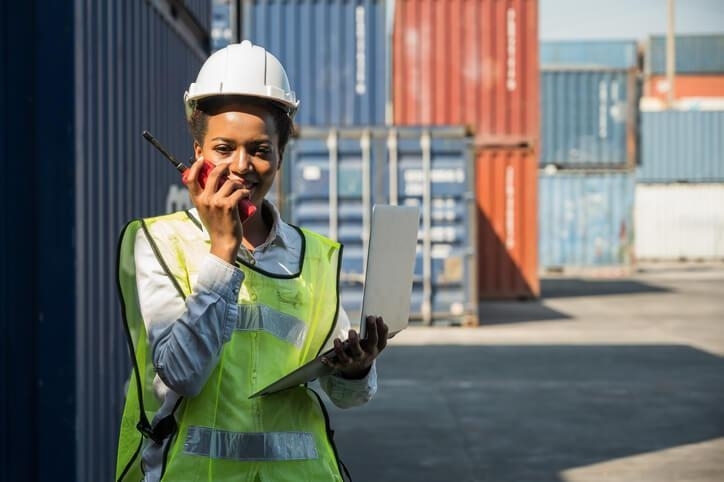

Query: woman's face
[194,102,281,209]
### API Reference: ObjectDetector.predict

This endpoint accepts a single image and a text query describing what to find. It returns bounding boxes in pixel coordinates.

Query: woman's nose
[234,149,252,173]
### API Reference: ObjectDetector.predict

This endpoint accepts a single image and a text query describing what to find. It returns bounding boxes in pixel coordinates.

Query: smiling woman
[189,102,282,255]
[115,41,390,482]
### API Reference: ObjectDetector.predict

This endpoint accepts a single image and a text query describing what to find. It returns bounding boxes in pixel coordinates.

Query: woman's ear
[193,141,202,160]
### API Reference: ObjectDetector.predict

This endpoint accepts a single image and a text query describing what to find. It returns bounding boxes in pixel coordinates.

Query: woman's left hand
[320,316,389,379]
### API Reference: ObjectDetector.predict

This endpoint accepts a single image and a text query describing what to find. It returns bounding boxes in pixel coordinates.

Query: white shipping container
[635,184,724,260]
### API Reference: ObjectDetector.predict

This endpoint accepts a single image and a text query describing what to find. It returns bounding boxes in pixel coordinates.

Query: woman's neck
[241,202,272,250]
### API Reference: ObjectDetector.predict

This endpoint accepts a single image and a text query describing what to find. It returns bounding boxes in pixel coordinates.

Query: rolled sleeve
[319,362,378,409]
[317,303,378,408]
[196,254,244,342]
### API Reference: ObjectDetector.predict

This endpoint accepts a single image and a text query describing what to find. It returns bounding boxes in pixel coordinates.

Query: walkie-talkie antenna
[142,130,188,173]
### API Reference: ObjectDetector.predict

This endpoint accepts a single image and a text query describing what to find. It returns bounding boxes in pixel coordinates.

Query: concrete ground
[320,263,724,482]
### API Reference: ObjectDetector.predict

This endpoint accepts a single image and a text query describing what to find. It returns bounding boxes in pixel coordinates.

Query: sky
[540,0,724,40]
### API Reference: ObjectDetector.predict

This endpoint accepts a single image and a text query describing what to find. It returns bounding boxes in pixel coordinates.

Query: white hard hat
[184,40,299,120]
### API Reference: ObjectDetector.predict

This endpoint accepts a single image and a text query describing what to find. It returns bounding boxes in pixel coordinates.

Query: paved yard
[319,263,724,482]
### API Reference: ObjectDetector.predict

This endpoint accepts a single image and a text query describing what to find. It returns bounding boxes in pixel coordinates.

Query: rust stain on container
[476,146,539,299]
[393,0,539,144]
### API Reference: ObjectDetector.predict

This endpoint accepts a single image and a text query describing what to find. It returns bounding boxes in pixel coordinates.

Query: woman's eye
[256,145,271,155]
[214,145,233,154]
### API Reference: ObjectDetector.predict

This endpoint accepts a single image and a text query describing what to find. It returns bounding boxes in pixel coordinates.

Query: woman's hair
[188,95,295,155]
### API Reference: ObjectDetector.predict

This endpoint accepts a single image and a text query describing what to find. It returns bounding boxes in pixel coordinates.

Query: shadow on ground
[323,345,724,482]
[477,300,571,325]
[541,278,671,299]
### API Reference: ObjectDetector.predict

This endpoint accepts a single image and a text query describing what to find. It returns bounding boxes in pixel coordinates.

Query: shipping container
[644,74,724,100]
[211,2,233,51]
[541,40,639,69]
[635,184,724,261]
[541,68,639,168]
[0,3,206,481]
[538,170,635,270]
[280,127,479,325]
[646,34,724,75]
[638,107,724,183]
[393,0,539,145]
[184,0,212,33]
[242,0,388,126]
[476,147,539,299]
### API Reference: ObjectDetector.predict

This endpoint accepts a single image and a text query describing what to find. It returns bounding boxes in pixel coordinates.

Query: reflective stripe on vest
[184,426,318,461]
[236,304,307,349]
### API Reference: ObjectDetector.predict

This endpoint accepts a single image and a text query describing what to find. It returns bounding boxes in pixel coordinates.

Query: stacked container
[0,2,207,481]
[635,102,724,261]
[644,34,724,103]
[538,40,639,272]
[636,34,724,261]
[393,0,541,300]
[240,0,542,323]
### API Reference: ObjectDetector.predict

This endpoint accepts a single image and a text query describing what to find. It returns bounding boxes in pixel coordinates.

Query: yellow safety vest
[116,211,345,481]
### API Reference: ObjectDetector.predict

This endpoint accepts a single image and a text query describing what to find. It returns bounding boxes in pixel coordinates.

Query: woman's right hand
[184,156,247,264]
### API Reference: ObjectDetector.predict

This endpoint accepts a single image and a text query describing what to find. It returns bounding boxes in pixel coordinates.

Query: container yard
[3,1,724,480]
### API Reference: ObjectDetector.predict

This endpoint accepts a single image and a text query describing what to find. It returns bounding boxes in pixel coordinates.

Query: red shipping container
[645,74,724,100]
[393,0,539,145]
[476,146,539,299]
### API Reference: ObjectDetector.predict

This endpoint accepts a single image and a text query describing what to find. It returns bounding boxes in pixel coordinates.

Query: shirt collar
[262,199,289,249]
[189,199,288,249]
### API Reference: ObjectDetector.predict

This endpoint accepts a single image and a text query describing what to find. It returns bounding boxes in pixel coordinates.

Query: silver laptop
[249,204,420,398]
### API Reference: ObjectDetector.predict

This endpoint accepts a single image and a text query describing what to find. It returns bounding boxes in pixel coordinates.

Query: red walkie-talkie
[142,130,257,220]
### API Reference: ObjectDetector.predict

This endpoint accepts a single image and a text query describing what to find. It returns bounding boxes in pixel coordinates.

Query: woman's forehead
[205,107,277,138]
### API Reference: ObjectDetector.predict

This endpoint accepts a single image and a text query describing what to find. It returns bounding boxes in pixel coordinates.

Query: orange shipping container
[476,146,539,299]
[393,0,539,145]
[645,74,724,100]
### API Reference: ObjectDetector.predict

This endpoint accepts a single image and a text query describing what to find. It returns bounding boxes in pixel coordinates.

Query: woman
[116,40,388,482]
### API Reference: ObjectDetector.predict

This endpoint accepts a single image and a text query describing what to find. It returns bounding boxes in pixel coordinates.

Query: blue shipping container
[242,0,388,126]
[0,3,206,481]
[184,0,212,32]
[211,2,232,52]
[281,127,478,325]
[647,34,724,75]
[539,171,635,269]
[541,68,638,167]
[541,40,639,69]
[638,108,724,183]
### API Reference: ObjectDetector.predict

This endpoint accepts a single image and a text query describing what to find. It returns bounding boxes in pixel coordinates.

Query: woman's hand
[184,156,248,264]
[321,316,389,379]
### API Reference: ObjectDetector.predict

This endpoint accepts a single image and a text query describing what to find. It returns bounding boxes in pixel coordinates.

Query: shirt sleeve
[317,304,378,409]
[134,229,243,397]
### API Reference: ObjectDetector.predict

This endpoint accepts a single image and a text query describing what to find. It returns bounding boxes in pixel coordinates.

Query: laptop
[249,204,420,398]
